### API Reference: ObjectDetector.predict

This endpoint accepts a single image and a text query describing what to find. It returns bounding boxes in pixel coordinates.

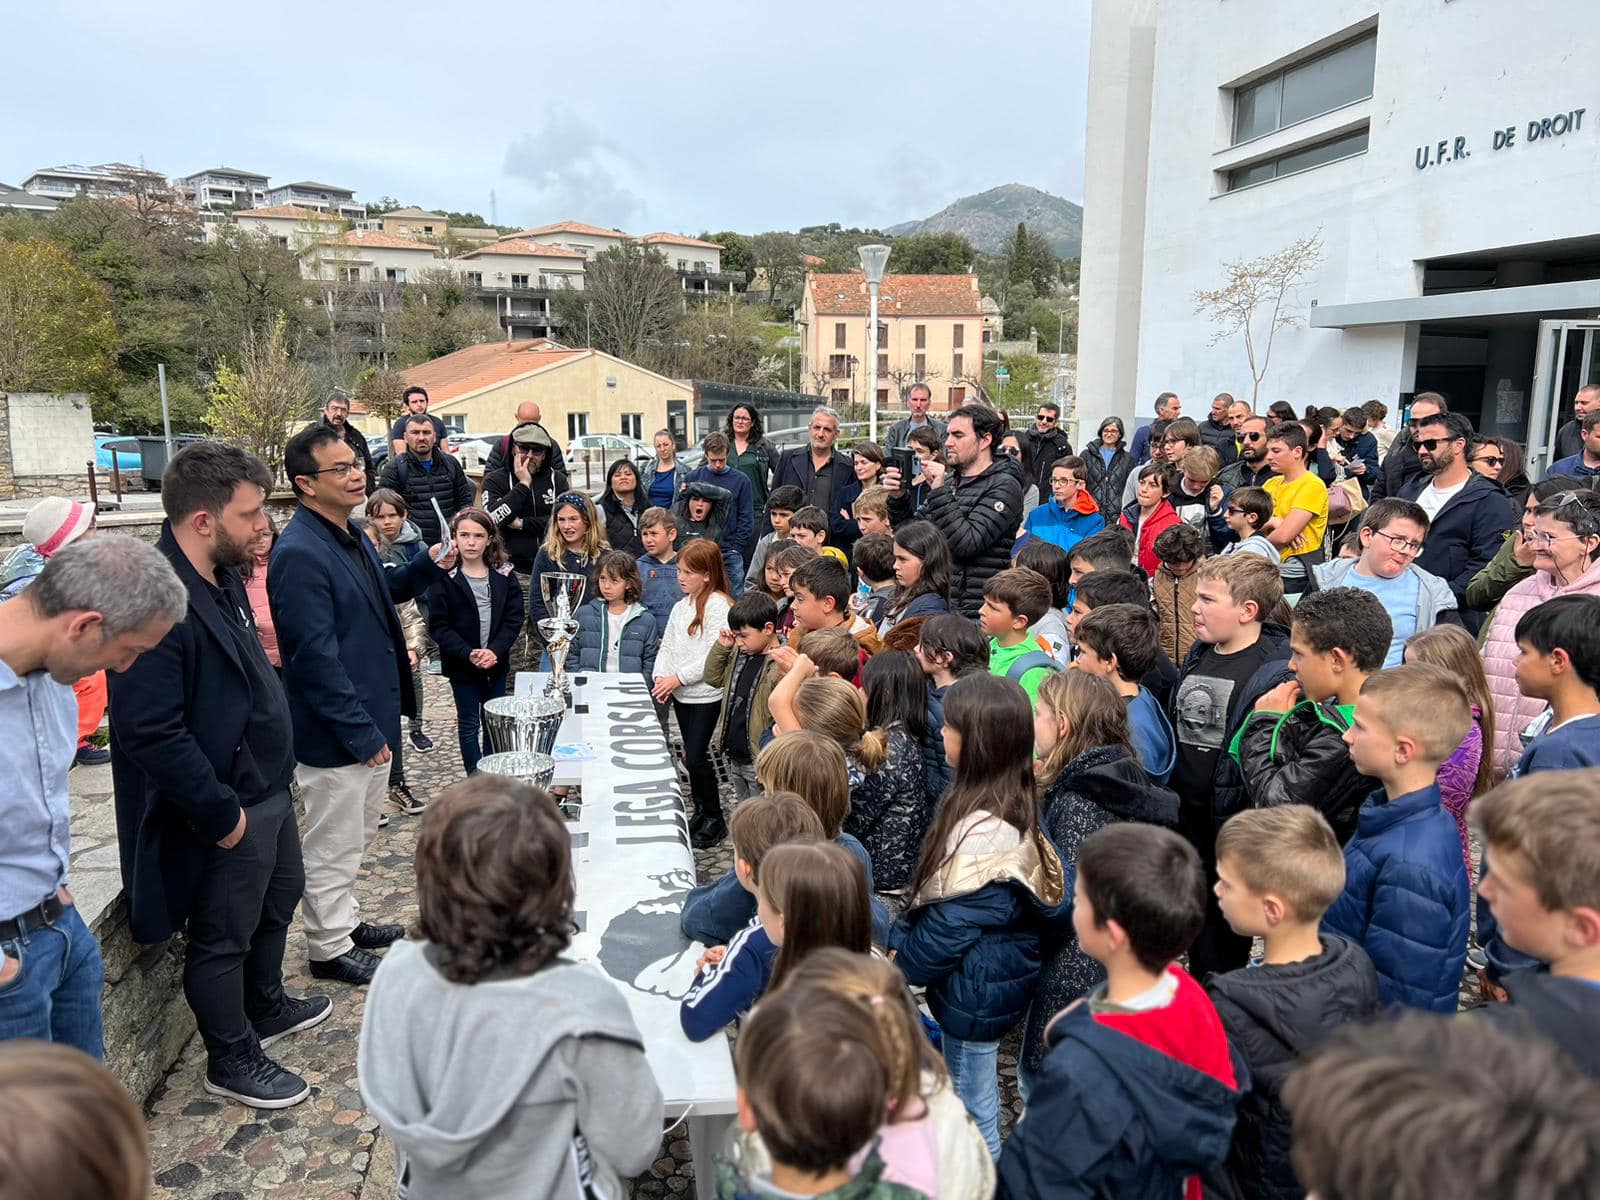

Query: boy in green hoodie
[980,567,1059,708]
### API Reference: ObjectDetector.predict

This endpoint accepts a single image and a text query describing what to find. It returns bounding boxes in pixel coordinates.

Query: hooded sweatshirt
[359,941,663,1200]
[999,967,1242,1200]
[1481,967,1600,1081]
[1022,489,1105,554]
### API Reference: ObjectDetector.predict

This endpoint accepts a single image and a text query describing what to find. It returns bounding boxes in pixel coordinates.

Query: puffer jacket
[673,479,734,548]
[0,543,45,603]
[890,456,1026,618]
[1021,490,1105,554]
[573,599,658,676]
[1152,563,1200,664]
[1121,498,1183,577]
[377,448,476,545]
[1082,444,1134,518]
[1021,748,1180,1076]
[1203,934,1382,1200]
[889,813,1071,1043]
[923,683,953,808]
[844,726,931,892]
[371,518,428,659]
[1233,699,1367,844]
[1321,784,1470,1012]
[599,460,648,556]
[1481,556,1600,778]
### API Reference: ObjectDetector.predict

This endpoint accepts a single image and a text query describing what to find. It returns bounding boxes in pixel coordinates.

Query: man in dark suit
[271,424,451,986]
[109,443,327,1109]
[770,406,853,525]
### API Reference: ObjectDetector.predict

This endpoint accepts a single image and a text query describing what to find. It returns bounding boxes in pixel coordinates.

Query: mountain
[886,183,1082,258]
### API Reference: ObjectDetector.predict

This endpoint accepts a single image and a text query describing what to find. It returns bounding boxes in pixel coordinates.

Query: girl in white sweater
[651,539,733,847]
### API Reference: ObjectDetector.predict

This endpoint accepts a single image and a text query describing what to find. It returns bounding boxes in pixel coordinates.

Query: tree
[206,314,314,479]
[199,227,316,372]
[0,239,120,401]
[353,366,408,429]
[112,375,209,435]
[749,232,805,304]
[551,242,680,361]
[702,231,753,279]
[1192,231,1325,409]
[386,268,501,366]
[888,232,975,275]
[985,353,1051,411]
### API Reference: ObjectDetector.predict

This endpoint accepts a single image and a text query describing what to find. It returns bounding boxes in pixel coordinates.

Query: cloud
[502,106,645,229]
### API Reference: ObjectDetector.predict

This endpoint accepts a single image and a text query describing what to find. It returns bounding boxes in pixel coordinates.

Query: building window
[568,412,589,440]
[952,353,964,379]
[1233,32,1376,145]
[953,324,964,349]
[831,388,850,407]
[1225,126,1370,191]
[511,273,530,289]
[466,272,482,288]
[915,324,926,349]
[829,354,851,378]
[835,322,847,349]
[422,225,434,234]
[915,353,926,378]
[275,236,289,248]
[950,386,966,406]
[877,388,889,405]
[620,413,643,440]
[385,268,406,283]
[339,266,361,282]
[876,323,887,350]
[442,414,467,434]
[877,354,889,376]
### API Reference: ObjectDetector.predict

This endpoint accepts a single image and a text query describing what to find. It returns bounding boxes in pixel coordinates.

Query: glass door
[1527,320,1600,479]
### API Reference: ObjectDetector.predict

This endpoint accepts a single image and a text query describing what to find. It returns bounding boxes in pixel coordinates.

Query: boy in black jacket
[1207,806,1381,1200]
[1232,588,1393,845]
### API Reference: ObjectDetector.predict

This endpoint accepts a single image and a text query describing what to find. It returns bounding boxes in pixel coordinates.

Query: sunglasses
[1035,413,1056,424]
[1414,436,1459,452]
[999,445,1022,459]
[1473,455,1505,468]
[1241,431,1266,442]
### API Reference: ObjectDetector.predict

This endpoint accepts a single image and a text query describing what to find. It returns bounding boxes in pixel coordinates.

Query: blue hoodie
[1021,493,1106,554]
[1126,686,1176,786]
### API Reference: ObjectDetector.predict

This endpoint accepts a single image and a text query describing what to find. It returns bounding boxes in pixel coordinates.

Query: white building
[230,204,345,251]
[22,162,167,201]
[514,220,629,260]
[452,238,587,341]
[175,166,270,210]
[263,181,365,221]
[302,228,444,283]
[1080,1,1600,473]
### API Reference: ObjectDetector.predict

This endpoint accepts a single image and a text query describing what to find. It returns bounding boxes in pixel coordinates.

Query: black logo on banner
[597,868,698,999]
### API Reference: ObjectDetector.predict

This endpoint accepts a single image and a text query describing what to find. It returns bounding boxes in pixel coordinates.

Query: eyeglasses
[1370,529,1424,556]
[1473,455,1505,468]
[303,460,361,479]
[1414,437,1459,452]
[1035,413,1056,424]
[1526,530,1591,547]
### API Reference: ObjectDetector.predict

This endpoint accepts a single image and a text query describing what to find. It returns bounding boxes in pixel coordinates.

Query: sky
[6,0,1091,235]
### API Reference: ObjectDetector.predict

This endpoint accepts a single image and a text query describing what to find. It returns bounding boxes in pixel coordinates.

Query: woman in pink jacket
[1479,488,1600,779]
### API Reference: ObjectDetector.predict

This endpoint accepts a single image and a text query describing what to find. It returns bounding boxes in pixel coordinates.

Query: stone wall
[96,899,195,1104]
[14,470,113,500]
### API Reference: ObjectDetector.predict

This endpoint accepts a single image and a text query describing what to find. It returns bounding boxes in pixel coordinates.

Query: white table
[514,671,738,1199]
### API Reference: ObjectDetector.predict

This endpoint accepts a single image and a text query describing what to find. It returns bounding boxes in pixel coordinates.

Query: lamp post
[857,244,890,444]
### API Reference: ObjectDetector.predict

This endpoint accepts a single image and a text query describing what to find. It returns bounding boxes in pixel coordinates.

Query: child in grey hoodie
[359,777,664,1199]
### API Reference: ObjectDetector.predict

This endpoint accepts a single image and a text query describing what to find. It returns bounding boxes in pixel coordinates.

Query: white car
[566,434,654,463]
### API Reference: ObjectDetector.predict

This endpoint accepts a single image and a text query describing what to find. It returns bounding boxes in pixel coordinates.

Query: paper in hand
[431,498,452,557]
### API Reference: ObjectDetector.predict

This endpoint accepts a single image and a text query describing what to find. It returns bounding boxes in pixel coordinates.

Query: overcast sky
[7,0,1090,234]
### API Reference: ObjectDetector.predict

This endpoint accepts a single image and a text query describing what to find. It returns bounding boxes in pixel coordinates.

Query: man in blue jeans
[0,536,187,1057]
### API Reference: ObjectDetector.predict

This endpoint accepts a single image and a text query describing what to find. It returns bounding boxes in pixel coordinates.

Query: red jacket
[1120,499,1182,576]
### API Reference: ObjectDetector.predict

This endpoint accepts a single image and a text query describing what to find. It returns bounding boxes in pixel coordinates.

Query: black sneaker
[691,817,727,850]
[253,994,333,1049]
[308,946,381,985]
[351,921,406,950]
[74,743,110,767]
[386,784,427,815]
[204,1045,311,1109]
[408,727,435,753]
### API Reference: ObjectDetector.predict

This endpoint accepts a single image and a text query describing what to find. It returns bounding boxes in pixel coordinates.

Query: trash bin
[135,436,205,490]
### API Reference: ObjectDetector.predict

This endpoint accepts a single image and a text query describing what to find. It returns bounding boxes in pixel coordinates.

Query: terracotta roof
[517,220,628,239]
[236,204,339,222]
[640,232,722,250]
[806,272,982,317]
[458,238,587,260]
[312,228,440,253]
[802,253,825,266]
[396,343,590,405]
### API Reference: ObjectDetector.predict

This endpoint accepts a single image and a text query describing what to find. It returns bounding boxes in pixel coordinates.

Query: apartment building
[262,181,365,221]
[302,228,444,284]
[230,204,345,251]
[796,272,985,410]
[640,232,740,295]
[454,238,587,340]
[174,167,270,210]
[514,220,629,260]
[22,162,168,201]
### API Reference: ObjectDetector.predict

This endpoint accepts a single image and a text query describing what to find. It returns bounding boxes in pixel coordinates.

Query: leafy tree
[206,314,314,479]
[888,232,975,275]
[0,238,120,401]
[702,231,753,279]
[353,366,409,429]
[199,227,316,372]
[386,268,500,366]
[551,242,680,361]
[651,304,777,385]
[112,375,209,435]
[1004,222,1060,299]
[985,353,1051,408]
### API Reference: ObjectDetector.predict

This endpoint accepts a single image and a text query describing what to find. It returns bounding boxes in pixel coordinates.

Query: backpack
[1005,650,1062,684]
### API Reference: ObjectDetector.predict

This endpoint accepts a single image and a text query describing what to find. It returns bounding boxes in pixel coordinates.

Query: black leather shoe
[691,817,727,850]
[205,1045,311,1109]
[308,946,380,985]
[253,994,333,1049]
[351,922,406,950]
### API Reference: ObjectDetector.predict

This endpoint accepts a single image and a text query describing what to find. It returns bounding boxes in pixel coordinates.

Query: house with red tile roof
[301,227,445,283]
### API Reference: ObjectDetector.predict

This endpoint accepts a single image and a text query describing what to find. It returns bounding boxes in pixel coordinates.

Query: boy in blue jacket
[1322,663,1472,1012]
[1072,603,1176,785]
[1022,455,1105,554]
[638,508,681,635]
[999,823,1242,1200]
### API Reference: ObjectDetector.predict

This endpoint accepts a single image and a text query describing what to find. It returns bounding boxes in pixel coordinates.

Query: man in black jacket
[1215,414,1277,492]
[377,414,476,545]
[1023,401,1074,496]
[771,407,854,519]
[109,443,329,1110]
[1369,391,1443,501]
[1553,383,1600,463]
[480,400,568,481]
[1199,393,1241,466]
[887,404,1023,617]
[320,390,374,495]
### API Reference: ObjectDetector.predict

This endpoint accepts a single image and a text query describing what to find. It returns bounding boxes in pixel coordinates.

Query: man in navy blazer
[110,443,326,1109]
[270,423,451,986]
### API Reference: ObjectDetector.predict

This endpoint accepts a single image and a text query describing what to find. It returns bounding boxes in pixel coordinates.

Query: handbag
[1327,474,1367,523]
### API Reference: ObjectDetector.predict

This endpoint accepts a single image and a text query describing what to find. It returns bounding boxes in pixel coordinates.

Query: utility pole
[157,362,172,460]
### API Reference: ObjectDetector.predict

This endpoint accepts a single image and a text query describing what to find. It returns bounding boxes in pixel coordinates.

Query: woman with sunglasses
[997,431,1040,518]
[1470,436,1530,508]
[1478,486,1600,779]
[527,491,609,667]
[1082,417,1133,520]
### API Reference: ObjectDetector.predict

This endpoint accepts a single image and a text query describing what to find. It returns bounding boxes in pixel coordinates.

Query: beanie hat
[24,498,94,558]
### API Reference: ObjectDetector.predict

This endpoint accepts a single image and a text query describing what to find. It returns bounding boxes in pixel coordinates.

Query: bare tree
[552,242,680,361]
[885,363,944,402]
[353,366,408,430]
[1192,231,1324,409]
[206,314,314,479]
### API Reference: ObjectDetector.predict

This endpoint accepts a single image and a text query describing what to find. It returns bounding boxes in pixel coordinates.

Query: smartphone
[889,446,916,492]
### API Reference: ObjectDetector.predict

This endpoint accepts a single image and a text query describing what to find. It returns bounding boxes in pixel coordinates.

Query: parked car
[367,434,390,469]
[761,421,874,452]
[445,433,504,469]
[566,433,654,464]
[95,435,142,474]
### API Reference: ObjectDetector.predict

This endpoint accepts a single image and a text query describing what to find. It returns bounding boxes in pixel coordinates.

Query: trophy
[537,571,587,702]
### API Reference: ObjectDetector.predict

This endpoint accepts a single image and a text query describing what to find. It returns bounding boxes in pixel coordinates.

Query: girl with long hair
[840,652,932,892]
[1019,670,1179,1090]
[529,491,608,658]
[427,509,525,775]
[574,550,659,681]
[883,520,952,633]
[1404,624,1496,878]
[888,674,1069,1158]
[652,539,733,847]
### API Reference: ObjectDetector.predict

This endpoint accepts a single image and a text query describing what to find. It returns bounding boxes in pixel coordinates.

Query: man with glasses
[378,414,476,546]
[882,382,946,451]
[320,390,374,495]
[1553,384,1600,464]
[271,425,452,986]
[1399,409,1514,630]
[1217,415,1277,495]
[1131,391,1181,465]
[1549,409,1600,480]
[1313,498,1461,667]
[1023,401,1074,496]
[1369,392,1444,502]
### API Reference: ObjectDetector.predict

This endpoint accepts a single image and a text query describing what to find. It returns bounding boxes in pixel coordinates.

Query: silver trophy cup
[482,692,566,757]
[537,571,587,701]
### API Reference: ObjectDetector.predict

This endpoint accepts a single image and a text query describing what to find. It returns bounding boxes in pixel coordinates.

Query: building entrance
[1528,319,1600,478]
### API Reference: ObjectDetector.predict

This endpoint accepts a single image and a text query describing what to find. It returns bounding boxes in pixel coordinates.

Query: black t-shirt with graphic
[1169,639,1277,815]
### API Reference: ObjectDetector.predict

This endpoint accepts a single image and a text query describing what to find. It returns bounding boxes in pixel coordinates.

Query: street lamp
[858,243,890,443]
